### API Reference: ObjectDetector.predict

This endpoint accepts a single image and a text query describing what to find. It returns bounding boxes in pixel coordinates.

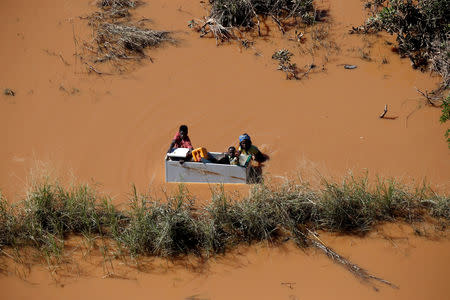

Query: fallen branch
[281,282,295,289]
[307,229,398,290]
[416,88,441,107]
[84,62,110,75]
[379,104,388,118]
[59,53,71,66]
[271,15,285,35]
[379,104,398,120]
[300,63,316,79]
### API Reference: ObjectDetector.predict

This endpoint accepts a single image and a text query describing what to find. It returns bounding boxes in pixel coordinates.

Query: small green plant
[272,49,299,79]
[440,95,450,148]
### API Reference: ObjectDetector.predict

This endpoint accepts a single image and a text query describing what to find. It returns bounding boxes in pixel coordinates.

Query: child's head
[179,125,188,139]
[228,146,237,157]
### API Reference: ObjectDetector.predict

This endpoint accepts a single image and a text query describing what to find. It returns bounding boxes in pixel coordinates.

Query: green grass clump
[117,185,208,257]
[360,0,449,94]
[317,178,378,233]
[0,181,119,257]
[440,95,450,148]
[22,183,107,238]
[0,191,18,248]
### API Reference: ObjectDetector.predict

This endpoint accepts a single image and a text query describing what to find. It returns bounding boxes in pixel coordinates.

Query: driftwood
[306,229,398,290]
[3,88,15,96]
[379,104,398,120]
[281,282,295,289]
[379,104,388,118]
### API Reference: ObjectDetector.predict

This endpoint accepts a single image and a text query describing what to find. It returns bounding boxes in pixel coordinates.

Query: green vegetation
[199,0,319,43]
[99,0,140,9]
[272,49,299,79]
[0,175,448,285]
[356,0,449,98]
[353,0,449,145]
[209,0,316,28]
[440,95,450,148]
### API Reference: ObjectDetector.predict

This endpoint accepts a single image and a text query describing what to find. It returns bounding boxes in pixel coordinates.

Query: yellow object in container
[192,147,208,162]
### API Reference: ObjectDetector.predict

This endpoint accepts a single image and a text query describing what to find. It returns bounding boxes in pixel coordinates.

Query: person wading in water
[238,133,268,163]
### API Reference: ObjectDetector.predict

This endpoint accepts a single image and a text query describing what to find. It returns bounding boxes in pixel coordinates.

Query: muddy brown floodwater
[0,0,448,202]
[0,0,449,299]
[0,224,449,300]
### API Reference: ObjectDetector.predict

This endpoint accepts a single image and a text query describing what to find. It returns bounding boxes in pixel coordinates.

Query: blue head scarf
[239,134,251,143]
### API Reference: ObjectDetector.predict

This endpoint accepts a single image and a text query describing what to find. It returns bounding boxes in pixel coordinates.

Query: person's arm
[167,140,176,153]
[216,155,229,164]
[185,137,194,150]
[254,150,269,163]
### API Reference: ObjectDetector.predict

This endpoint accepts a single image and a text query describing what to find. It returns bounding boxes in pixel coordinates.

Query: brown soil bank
[0,224,449,300]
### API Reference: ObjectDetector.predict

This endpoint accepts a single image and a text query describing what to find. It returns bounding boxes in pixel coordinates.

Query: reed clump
[116,185,208,257]
[0,181,120,256]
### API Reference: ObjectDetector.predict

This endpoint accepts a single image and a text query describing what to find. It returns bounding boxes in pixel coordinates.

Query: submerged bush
[99,0,139,9]
[82,0,174,73]
[360,0,449,92]
[209,0,315,28]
